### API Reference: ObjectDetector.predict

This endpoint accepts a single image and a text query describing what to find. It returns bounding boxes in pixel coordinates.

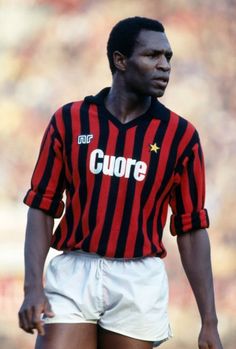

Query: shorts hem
[98,323,172,346]
[43,317,97,325]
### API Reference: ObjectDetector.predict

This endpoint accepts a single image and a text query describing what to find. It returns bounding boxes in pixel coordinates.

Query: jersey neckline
[84,87,169,129]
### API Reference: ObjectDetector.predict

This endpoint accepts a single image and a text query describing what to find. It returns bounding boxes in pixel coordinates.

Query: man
[18,16,223,349]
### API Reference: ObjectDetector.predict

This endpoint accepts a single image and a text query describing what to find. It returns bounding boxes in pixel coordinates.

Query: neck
[105,78,151,124]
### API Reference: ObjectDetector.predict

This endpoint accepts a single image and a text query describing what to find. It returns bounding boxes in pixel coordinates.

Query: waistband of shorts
[64,249,158,262]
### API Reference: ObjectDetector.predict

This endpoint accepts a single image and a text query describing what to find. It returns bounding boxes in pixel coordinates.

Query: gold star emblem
[149,143,160,153]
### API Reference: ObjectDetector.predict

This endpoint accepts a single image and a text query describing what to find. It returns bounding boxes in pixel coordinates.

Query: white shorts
[43,250,172,346]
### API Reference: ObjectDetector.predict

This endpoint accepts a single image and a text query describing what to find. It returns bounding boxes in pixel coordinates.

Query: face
[123,30,173,97]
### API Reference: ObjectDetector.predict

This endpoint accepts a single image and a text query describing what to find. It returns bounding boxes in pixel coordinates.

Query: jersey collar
[84,87,170,123]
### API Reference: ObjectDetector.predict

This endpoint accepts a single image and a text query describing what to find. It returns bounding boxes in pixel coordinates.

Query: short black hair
[107,16,165,74]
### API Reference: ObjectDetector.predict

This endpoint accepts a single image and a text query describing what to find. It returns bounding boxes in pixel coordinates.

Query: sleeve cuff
[23,189,64,218]
[170,208,209,236]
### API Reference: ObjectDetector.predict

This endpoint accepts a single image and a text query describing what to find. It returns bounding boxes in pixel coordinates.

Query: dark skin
[105,30,172,123]
[18,29,223,349]
[177,230,223,349]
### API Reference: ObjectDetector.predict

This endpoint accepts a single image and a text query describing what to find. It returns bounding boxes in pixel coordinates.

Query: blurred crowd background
[0,0,235,348]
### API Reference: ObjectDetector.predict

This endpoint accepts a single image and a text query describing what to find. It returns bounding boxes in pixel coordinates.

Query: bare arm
[18,208,55,335]
[177,229,223,349]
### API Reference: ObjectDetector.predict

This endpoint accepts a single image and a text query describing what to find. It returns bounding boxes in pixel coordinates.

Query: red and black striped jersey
[24,88,209,258]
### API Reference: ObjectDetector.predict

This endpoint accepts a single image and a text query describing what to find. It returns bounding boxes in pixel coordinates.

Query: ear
[113,51,127,72]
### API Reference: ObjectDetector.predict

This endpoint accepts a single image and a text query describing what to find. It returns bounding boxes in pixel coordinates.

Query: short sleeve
[23,114,65,218]
[169,135,209,236]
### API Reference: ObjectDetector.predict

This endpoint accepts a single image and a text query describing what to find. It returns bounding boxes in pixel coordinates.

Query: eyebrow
[145,49,173,55]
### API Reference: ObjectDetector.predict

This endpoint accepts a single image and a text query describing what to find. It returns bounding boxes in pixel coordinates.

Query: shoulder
[157,100,196,126]
[53,100,85,119]
[154,100,199,139]
[51,98,90,125]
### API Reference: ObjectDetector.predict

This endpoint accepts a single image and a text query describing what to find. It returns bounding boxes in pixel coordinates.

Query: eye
[165,53,173,62]
[145,52,157,58]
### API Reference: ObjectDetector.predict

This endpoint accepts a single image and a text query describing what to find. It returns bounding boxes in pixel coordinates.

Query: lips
[152,77,169,88]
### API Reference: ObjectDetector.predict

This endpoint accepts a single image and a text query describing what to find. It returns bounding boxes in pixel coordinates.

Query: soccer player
[18,17,223,349]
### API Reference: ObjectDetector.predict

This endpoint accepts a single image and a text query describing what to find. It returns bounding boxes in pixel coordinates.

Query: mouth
[152,77,169,88]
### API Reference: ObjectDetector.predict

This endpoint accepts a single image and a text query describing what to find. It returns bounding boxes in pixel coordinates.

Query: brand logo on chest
[78,134,93,144]
[89,149,147,181]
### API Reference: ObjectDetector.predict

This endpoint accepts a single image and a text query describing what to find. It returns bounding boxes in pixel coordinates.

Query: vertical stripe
[80,104,100,240]
[89,121,119,253]
[187,146,198,211]
[105,127,137,257]
[124,120,161,257]
[66,101,90,248]
[82,105,110,251]
[135,119,168,256]
[31,128,62,210]
[55,103,74,249]
[150,113,181,250]
[151,180,176,254]
[115,119,150,257]
[53,108,71,184]
[139,113,178,254]
[63,102,83,247]
[30,125,53,197]
[154,194,169,256]
[169,131,206,235]
[194,144,204,210]
[95,126,125,256]
[176,122,195,160]
[200,147,206,207]
[181,166,193,212]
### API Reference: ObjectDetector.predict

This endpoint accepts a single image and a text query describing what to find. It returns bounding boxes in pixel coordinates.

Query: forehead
[133,30,172,52]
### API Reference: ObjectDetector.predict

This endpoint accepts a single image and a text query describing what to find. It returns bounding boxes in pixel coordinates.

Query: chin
[135,86,166,98]
[149,89,165,98]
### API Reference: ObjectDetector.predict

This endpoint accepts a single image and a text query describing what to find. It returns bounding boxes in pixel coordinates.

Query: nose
[157,55,171,72]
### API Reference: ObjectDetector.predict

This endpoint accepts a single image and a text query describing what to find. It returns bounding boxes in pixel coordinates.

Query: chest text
[89,149,147,181]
